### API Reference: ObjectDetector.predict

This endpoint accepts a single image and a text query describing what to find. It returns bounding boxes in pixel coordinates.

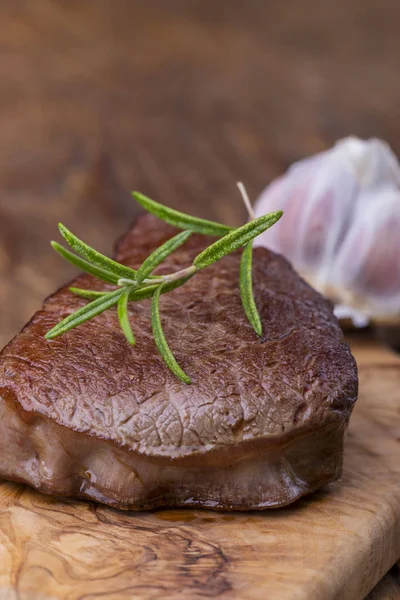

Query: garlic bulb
[254,137,400,325]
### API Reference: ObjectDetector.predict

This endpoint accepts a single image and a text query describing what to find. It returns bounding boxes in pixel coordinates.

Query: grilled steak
[0,214,358,510]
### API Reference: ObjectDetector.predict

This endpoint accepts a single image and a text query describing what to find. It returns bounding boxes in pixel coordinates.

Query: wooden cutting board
[0,335,399,600]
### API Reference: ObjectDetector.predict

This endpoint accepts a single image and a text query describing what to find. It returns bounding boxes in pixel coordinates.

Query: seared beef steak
[0,214,358,510]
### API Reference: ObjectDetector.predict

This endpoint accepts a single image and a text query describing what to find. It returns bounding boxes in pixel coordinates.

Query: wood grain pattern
[0,336,397,600]
[0,2,399,597]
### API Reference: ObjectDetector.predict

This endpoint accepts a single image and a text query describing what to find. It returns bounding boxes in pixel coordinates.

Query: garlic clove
[335,136,400,188]
[254,137,400,326]
[331,185,400,317]
[254,145,358,276]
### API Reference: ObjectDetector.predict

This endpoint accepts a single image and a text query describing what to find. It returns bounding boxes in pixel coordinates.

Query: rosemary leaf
[240,242,262,336]
[132,191,233,237]
[58,224,137,280]
[128,284,159,302]
[69,287,109,300]
[193,210,283,269]
[136,230,192,283]
[51,242,120,285]
[45,288,123,339]
[151,284,191,384]
[118,288,135,345]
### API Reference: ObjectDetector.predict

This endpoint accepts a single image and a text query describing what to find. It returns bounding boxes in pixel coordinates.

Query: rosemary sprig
[46,186,283,383]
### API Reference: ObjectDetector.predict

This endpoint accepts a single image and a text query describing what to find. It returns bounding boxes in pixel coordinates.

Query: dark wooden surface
[0,1,399,597]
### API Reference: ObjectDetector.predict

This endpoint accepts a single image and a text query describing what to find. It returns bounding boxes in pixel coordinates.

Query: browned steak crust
[0,214,358,509]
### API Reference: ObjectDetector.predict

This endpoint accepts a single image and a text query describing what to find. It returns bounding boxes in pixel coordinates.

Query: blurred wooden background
[0,1,399,597]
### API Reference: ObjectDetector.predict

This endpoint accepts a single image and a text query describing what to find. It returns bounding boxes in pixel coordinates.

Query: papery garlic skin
[254,137,400,325]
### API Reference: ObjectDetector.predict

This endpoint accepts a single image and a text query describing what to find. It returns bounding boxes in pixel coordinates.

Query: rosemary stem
[118,277,137,287]
[117,265,197,290]
[143,264,197,285]
[237,181,255,221]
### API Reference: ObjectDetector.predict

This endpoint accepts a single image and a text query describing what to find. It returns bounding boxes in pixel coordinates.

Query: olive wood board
[0,335,399,600]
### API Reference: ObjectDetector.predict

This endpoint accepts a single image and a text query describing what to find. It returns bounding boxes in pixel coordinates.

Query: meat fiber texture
[0,214,358,510]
